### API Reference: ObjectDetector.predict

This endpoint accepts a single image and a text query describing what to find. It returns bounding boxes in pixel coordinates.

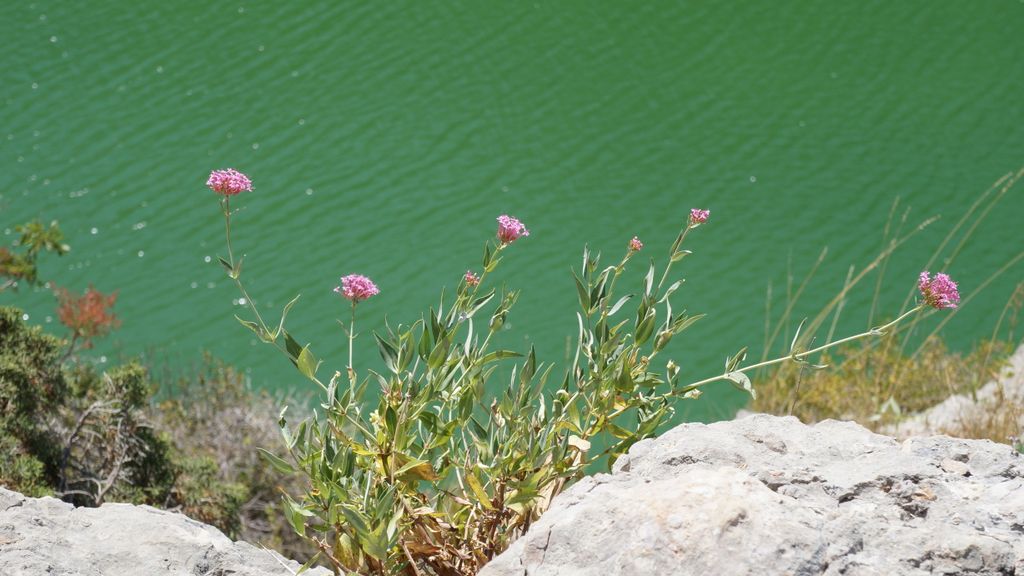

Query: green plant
[0,306,251,536]
[209,172,951,575]
[0,220,70,292]
[0,305,66,494]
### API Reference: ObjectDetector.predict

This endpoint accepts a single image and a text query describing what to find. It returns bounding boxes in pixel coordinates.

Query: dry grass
[752,336,1017,434]
[750,168,1024,447]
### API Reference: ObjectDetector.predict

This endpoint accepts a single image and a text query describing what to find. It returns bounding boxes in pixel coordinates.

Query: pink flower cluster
[497,215,529,244]
[465,270,480,286]
[629,236,643,251]
[334,274,380,303]
[918,271,959,309]
[689,208,710,225]
[206,169,253,196]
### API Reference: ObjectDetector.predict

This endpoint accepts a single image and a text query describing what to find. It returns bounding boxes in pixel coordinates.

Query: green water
[3,2,1023,421]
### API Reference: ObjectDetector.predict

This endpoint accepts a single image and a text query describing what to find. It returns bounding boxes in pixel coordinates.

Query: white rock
[0,488,329,576]
[483,414,1024,576]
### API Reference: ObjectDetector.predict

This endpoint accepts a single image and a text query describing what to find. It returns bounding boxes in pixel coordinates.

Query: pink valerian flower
[464,270,480,287]
[918,271,960,309]
[206,169,253,195]
[497,215,529,244]
[334,274,380,303]
[628,236,643,252]
[689,208,710,225]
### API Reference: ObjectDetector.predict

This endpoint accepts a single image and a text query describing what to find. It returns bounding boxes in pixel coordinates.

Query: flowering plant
[207,170,953,575]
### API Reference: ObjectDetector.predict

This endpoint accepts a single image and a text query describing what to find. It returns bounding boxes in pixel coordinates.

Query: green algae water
[3,1,1023,421]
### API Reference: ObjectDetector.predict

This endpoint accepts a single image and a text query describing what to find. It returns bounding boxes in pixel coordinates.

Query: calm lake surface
[3,2,1022,421]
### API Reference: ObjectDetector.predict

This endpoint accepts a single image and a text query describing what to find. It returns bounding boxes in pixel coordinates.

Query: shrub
[0,306,251,537]
[0,306,66,494]
[0,220,69,291]
[154,356,314,556]
[207,170,955,574]
[54,362,175,506]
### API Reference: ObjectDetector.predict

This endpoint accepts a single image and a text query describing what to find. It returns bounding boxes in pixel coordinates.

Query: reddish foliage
[54,285,120,348]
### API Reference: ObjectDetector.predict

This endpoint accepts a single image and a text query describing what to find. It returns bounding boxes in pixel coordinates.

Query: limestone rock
[482,414,1024,576]
[0,487,329,576]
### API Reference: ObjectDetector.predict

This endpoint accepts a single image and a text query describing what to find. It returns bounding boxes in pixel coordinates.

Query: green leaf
[725,346,748,373]
[505,487,540,507]
[607,294,633,316]
[282,497,310,537]
[398,327,417,371]
[429,307,441,340]
[218,256,233,275]
[480,349,523,364]
[644,259,655,297]
[635,310,656,346]
[654,330,673,352]
[581,244,591,279]
[725,371,756,399]
[273,294,301,340]
[297,345,318,380]
[464,471,493,509]
[232,255,244,279]
[670,249,692,263]
[283,330,304,365]
[573,271,591,313]
[257,447,295,474]
[394,456,439,482]
[384,405,398,435]
[418,321,432,360]
[427,336,450,370]
[790,318,808,354]
[672,313,705,334]
[363,525,392,562]
[234,315,266,341]
[590,267,614,310]
[659,280,684,303]
[468,289,496,317]
[521,345,537,383]
[374,333,399,374]
[339,507,371,541]
[669,229,686,255]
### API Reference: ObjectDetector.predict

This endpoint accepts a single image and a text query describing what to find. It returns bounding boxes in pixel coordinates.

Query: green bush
[0,219,69,292]
[0,306,253,539]
[0,306,66,494]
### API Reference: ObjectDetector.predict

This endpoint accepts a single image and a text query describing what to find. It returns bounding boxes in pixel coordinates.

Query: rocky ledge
[483,415,1024,576]
[3,415,1021,576]
[0,487,329,576]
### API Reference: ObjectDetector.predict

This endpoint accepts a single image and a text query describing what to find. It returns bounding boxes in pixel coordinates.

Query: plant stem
[223,197,235,266]
[349,301,357,381]
[599,255,629,321]
[222,197,267,327]
[677,305,924,395]
[655,225,690,296]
